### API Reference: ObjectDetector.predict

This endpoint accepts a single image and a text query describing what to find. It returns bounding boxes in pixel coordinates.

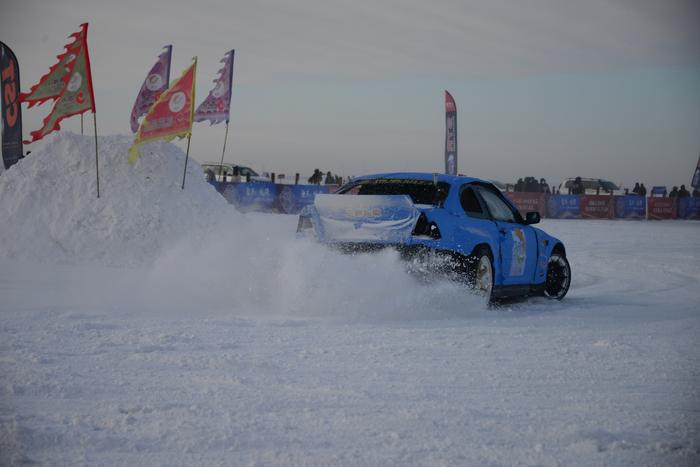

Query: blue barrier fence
[679,197,700,220]
[210,181,700,220]
[546,195,580,219]
[614,195,646,219]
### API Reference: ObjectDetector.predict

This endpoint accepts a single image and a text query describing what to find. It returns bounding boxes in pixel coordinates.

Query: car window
[337,179,450,205]
[460,186,488,219]
[476,186,518,223]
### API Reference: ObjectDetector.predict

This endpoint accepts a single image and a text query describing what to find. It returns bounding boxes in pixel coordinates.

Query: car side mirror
[525,211,540,225]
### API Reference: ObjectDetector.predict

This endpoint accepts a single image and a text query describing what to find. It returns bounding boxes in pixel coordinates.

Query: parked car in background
[557,178,620,195]
[200,162,266,182]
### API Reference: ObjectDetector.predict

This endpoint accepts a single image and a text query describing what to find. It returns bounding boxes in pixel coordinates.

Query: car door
[474,185,538,286]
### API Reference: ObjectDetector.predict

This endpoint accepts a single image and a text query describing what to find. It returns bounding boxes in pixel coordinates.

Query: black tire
[544,252,571,300]
[468,247,494,302]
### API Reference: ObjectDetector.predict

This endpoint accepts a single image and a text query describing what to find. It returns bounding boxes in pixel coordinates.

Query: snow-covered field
[1,135,699,466]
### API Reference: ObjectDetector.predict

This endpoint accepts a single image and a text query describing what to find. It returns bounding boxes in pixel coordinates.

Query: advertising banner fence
[678,197,700,220]
[505,192,546,217]
[614,195,646,219]
[221,181,278,212]
[580,195,615,219]
[647,197,677,220]
[546,195,580,219]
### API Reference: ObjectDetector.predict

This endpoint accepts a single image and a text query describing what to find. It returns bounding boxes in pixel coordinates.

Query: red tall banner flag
[445,91,457,175]
[23,23,96,144]
[129,58,197,163]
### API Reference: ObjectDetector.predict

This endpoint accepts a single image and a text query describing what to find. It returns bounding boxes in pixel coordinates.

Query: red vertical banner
[444,91,457,175]
[580,195,614,219]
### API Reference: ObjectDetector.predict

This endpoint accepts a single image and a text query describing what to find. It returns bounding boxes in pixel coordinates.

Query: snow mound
[0,132,232,266]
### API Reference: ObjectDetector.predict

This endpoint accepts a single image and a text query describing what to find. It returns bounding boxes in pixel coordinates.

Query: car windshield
[337,178,451,205]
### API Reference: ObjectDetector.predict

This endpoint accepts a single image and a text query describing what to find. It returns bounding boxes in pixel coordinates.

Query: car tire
[544,252,571,300]
[469,247,494,302]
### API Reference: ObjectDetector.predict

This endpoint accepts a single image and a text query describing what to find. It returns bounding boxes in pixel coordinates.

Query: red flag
[23,23,96,145]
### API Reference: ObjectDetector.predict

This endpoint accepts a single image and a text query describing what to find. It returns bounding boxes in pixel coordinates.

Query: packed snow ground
[1,135,699,466]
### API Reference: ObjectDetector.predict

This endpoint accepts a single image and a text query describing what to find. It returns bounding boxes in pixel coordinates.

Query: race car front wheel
[544,253,571,300]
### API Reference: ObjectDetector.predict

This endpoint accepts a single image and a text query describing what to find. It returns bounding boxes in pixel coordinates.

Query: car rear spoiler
[305,194,421,244]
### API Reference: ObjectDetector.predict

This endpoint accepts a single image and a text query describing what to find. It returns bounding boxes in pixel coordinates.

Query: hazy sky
[3,0,699,188]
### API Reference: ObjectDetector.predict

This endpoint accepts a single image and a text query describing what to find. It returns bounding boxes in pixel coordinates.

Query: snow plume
[0,133,486,321]
[145,215,488,322]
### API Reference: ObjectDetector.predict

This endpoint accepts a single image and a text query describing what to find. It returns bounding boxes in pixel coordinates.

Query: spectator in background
[639,183,647,197]
[571,176,584,195]
[515,178,524,192]
[632,182,641,195]
[678,185,690,198]
[539,178,549,194]
[693,187,700,197]
[669,186,679,197]
[308,169,322,184]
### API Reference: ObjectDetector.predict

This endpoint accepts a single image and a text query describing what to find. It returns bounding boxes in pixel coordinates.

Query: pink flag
[130,45,172,133]
[194,49,234,125]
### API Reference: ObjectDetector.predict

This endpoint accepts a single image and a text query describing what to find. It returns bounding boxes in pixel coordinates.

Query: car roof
[351,172,485,186]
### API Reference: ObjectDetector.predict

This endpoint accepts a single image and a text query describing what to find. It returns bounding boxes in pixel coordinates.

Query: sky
[2,0,700,188]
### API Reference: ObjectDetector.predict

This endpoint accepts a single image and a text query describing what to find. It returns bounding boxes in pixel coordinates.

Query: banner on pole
[23,23,96,145]
[20,27,85,108]
[692,154,700,189]
[444,91,457,175]
[195,49,234,125]
[130,45,172,133]
[1,42,23,170]
[129,58,197,163]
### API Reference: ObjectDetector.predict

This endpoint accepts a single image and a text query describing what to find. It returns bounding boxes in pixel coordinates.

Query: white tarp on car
[312,194,421,243]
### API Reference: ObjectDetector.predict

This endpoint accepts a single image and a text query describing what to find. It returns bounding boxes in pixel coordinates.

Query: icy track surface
[0,135,698,465]
[1,219,699,466]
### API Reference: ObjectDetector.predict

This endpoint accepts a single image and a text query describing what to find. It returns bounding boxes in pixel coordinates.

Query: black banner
[444,90,457,175]
[1,41,23,170]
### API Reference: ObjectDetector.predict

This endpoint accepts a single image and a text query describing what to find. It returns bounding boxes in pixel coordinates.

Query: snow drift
[0,133,231,266]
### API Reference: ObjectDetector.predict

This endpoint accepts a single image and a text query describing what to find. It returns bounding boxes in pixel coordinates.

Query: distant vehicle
[557,178,620,195]
[200,162,266,182]
[297,172,571,302]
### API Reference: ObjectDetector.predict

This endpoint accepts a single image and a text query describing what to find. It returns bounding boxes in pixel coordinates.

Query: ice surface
[1,134,699,466]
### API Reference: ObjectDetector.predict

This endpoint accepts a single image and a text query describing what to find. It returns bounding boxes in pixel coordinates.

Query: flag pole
[81,114,84,135]
[181,133,192,190]
[218,121,230,180]
[93,112,100,198]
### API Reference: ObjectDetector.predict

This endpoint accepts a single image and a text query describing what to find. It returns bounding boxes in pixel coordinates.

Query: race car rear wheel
[470,247,494,302]
[544,253,570,300]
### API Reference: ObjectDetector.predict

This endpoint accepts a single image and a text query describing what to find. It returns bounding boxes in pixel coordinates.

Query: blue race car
[297,172,571,302]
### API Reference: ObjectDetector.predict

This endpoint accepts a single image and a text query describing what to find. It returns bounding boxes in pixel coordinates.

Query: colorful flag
[130,45,172,133]
[444,91,457,175]
[129,58,197,163]
[23,23,96,145]
[20,26,85,108]
[692,154,700,189]
[194,49,234,124]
